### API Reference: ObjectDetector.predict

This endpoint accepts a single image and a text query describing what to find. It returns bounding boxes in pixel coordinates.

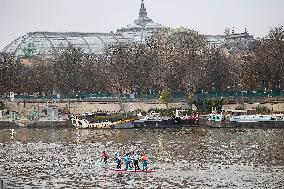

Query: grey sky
[1,0,284,50]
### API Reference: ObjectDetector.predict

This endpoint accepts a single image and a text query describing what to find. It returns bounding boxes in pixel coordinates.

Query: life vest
[124,155,130,162]
[101,151,108,158]
[142,155,148,161]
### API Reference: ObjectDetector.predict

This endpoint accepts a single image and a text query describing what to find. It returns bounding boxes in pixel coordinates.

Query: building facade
[1,0,254,58]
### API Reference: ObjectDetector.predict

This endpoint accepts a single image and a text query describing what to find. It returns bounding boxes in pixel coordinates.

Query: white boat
[205,113,232,128]
[229,115,273,123]
[133,110,200,128]
[271,114,284,121]
[71,116,134,129]
[206,113,225,122]
[205,111,284,128]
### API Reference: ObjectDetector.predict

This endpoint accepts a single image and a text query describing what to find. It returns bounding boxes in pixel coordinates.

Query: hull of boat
[133,119,199,128]
[113,121,134,129]
[0,121,19,128]
[207,120,284,128]
[72,118,134,129]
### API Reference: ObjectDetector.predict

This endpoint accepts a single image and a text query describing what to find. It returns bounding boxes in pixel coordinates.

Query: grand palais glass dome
[2,32,130,57]
[2,0,164,57]
[1,0,254,58]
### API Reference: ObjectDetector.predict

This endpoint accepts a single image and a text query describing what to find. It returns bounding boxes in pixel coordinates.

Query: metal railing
[1,91,284,103]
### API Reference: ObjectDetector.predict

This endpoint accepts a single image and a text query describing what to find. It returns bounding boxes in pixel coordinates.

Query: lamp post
[187,83,196,110]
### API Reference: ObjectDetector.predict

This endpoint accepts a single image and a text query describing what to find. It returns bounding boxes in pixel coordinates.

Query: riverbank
[0,119,72,128]
[0,99,283,128]
[2,100,284,115]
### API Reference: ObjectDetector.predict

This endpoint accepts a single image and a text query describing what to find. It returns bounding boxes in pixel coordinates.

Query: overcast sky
[1,0,284,50]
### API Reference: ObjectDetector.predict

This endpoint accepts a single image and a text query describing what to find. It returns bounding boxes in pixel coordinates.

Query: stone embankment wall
[4,101,181,115]
[3,100,284,115]
[223,102,284,113]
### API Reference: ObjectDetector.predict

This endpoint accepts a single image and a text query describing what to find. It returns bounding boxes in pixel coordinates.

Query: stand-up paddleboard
[110,168,157,173]
[95,161,116,168]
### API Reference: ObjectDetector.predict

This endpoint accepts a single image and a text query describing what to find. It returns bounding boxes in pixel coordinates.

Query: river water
[0,127,283,188]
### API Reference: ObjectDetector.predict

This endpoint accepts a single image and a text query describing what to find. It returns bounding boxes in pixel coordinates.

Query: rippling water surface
[0,127,284,188]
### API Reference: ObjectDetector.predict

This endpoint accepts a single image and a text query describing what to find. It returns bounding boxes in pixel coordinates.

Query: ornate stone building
[117,0,166,42]
[1,0,254,57]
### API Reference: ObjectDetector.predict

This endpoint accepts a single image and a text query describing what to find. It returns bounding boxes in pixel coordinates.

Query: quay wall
[2,100,284,115]
[3,101,182,115]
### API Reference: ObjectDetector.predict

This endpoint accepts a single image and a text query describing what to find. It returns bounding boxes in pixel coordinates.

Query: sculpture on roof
[135,0,153,27]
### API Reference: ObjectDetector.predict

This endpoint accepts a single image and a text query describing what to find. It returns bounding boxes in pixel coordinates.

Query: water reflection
[0,128,283,188]
[10,129,15,141]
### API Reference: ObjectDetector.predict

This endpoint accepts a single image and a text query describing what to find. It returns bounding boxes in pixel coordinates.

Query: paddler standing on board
[124,153,131,170]
[101,150,109,164]
[114,152,122,169]
[141,154,149,171]
[132,152,140,171]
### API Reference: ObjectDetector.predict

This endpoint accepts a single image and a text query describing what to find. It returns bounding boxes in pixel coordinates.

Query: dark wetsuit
[101,151,108,164]
[133,154,140,171]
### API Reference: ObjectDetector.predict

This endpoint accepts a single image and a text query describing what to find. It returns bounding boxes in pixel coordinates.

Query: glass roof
[2,32,130,56]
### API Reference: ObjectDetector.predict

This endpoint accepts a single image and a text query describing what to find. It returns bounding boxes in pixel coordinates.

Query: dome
[2,32,129,56]
[144,22,164,29]
[116,0,167,42]
[2,0,167,57]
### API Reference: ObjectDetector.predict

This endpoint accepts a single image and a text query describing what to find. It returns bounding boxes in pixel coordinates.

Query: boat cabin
[206,113,225,122]
[224,109,256,116]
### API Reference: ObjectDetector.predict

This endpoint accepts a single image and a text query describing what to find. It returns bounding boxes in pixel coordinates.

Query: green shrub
[194,98,224,113]
[235,106,245,110]
[256,106,270,114]
[0,101,5,110]
[159,89,172,109]
[141,111,147,116]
